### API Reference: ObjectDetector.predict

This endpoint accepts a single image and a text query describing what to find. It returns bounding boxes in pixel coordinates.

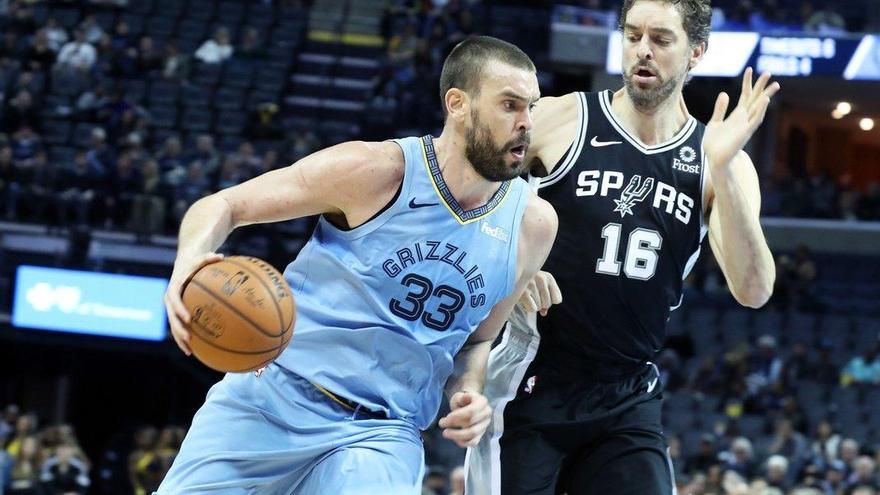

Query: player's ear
[445,88,469,123]
[687,40,707,71]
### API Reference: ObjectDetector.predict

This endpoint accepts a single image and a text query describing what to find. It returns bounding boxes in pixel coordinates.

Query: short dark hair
[619,0,712,47]
[439,36,536,113]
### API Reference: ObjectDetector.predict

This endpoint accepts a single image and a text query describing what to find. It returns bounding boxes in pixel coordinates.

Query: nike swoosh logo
[590,136,623,147]
[409,198,438,209]
[646,377,659,394]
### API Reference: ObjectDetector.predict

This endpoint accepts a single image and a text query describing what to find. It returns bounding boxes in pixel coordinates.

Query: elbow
[737,277,775,309]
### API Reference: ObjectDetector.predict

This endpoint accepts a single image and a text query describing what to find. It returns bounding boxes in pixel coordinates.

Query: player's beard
[465,109,530,182]
[623,62,683,112]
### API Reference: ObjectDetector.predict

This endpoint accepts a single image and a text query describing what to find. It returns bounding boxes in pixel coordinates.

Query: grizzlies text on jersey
[536,90,708,370]
[276,135,531,429]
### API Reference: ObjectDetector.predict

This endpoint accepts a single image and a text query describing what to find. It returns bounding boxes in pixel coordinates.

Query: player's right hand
[164,252,224,355]
[517,270,562,316]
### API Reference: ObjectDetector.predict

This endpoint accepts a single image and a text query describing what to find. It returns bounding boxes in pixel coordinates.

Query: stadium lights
[832,109,845,120]
[859,118,875,131]
[836,102,852,115]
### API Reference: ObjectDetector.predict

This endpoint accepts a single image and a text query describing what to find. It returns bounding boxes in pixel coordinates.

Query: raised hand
[703,67,781,170]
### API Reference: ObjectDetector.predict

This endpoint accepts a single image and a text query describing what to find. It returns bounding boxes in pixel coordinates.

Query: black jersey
[535,90,708,371]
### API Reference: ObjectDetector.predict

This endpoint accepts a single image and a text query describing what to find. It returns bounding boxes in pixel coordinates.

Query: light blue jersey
[276,135,531,429]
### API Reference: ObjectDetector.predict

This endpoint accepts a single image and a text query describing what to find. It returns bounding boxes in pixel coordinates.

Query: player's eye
[529,103,537,112]
[655,38,671,46]
[504,101,516,111]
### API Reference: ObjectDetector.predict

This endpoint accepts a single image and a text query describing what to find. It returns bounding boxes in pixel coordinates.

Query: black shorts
[496,354,675,495]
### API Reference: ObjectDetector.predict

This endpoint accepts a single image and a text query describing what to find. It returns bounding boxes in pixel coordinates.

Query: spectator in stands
[84,127,114,174]
[823,459,848,495]
[422,466,447,495]
[104,150,141,228]
[156,135,184,174]
[807,171,838,218]
[857,182,880,221]
[805,4,847,34]
[216,155,244,190]
[15,150,56,223]
[194,27,233,65]
[765,418,809,472]
[10,125,41,166]
[231,141,261,178]
[747,335,783,397]
[186,134,220,177]
[171,160,209,223]
[129,158,167,237]
[849,456,879,491]
[812,340,840,386]
[6,0,36,37]
[137,36,163,75]
[841,341,880,385]
[853,486,878,495]
[657,348,686,392]
[449,466,465,495]
[720,437,758,480]
[766,454,791,491]
[24,30,56,73]
[43,18,69,52]
[79,14,105,45]
[838,173,860,221]
[782,341,812,389]
[8,435,42,495]
[128,426,158,495]
[6,413,37,457]
[810,420,841,464]
[111,20,134,53]
[56,28,98,73]
[57,151,99,226]
[41,443,89,495]
[686,433,719,474]
[237,27,266,62]
[839,439,860,475]
[2,90,39,133]
[161,41,190,81]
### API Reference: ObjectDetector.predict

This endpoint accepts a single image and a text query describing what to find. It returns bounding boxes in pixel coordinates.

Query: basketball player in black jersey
[465,1,780,494]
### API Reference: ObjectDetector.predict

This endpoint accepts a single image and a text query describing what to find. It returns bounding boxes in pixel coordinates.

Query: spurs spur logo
[612,175,655,217]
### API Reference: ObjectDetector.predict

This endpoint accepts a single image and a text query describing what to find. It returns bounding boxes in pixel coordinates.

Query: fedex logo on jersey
[575,170,695,225]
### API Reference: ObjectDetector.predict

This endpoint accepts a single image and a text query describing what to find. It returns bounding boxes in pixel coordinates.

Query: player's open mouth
[509,145,527,160]
[633,68,657,84]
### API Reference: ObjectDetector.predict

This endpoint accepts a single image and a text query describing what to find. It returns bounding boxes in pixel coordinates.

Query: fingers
[750,71,772,104]
[442,415,491,447]
[165,293,192,356]
[741,67,753,101]
[711,92,730,123]
[535,274,552,316]
[546,272,563,306]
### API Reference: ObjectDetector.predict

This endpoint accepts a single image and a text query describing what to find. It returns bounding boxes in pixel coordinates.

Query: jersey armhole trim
[317,138,413,240]
[537,91,588,189]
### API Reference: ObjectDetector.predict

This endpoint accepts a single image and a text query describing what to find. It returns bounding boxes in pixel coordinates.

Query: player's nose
[636,36,653,61]
[517,109,533,133]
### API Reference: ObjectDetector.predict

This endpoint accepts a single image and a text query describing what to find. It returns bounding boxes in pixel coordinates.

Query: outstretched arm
[164,140,404,354]
[440,195,558,447]
[703,68,780,308]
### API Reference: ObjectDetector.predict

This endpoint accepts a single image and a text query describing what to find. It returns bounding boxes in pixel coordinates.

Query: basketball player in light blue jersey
[158,36,557,494]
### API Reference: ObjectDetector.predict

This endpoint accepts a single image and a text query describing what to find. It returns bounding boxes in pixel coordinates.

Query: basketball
[181,256,295,373]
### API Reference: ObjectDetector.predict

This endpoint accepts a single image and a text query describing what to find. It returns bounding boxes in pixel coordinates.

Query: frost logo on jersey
[673,146,700,174]
[613,175,655,217]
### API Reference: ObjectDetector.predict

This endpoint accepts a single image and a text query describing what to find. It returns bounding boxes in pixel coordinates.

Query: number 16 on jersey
[595,223,662,281]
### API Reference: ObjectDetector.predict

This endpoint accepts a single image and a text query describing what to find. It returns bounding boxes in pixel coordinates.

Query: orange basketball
[181,256,295,373]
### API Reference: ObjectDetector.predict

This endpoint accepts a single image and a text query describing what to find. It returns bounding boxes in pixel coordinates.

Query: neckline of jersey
[599,90,697,154]
[420,135,512,225]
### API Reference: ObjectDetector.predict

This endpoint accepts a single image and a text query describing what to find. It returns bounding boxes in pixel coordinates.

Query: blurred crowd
[763,175,880,222]
[660,335,880,495]
[0,0,321,237]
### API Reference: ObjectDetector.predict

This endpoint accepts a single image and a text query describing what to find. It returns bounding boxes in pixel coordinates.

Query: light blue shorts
[157,364,424,494]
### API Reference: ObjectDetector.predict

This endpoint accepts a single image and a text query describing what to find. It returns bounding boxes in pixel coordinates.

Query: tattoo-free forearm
[176,195,236,259]
[710,165,775,307]
[445,339,494,399]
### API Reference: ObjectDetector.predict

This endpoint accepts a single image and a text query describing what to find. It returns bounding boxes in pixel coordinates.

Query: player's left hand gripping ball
[439,391,492,448]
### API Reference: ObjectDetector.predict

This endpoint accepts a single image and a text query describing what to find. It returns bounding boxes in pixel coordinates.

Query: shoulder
[520,193,558,250]
[309,140,404,184]
[533,92,581,125]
